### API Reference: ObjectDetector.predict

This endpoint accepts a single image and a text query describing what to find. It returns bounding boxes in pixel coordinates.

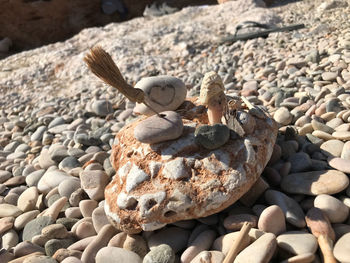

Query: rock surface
[106,101,277,233]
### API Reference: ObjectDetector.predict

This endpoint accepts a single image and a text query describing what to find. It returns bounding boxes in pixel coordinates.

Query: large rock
[105,99,278,233]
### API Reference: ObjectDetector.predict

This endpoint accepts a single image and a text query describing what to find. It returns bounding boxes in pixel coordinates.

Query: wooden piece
[223,221,252,263]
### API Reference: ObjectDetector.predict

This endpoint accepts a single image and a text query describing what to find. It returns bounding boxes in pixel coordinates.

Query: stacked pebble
[1,0,350,262]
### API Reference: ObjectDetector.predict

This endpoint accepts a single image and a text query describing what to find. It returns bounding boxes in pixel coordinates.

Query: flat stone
[134,111,183,144]
[311,119,334,134]
[23,216,53,241]
[14,241,45,258]
[322,72,338,81]
[314,194,349,223]
[258,205,286,236]
[17,186,39,212]
[234,233,276,263]
[265,190,305,228]
[334,233,350,263]
[320,139,344,157]
[106,101,278,233]
[328,157,350,173]
[14,210,40,230]
[194,124,230,150]
[332,131,350,140]
[80,170,109,201]
[281,170,349,195]
[276,231,318,255]
[133,76,187,116]
[37,169,72,194]
[0,204,22,217]
[341,141,350,160]
[96,247,142,263]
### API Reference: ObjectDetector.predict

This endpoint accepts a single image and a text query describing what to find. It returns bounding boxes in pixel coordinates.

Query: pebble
[212,231,250,256]
[96,247,142,263]
[80,170,109,201]
[258,205,286,235]
[37,169,72,194]
[14,241,45,258]
[281,170,349,195]
[61,257,83,263]
[0,203,22,217]
[2,229,19,249]
[223,214,257,230]
[122,234,148,258]
[0,216,14,234]
[58,178,81,198]
[23,216,53,241]
[23,255,57,263]
[79,200,98,218]
[133,76,187,116]
[45,238,76,257]
[52,248,82,262]
[91,206,109,233]
[314,194,349,223]
[328,157,350,174]
[288,152,312,173]
[280,253,315,263]
[190,250,225,263]
[265,190,306,228]
[334,232,350,263]
[148,227,190,253]
[134,111,183,144]
[320,139,344,157]
[14,210,40,230]
[276,231,318,255]
[180,229,216,263]
[17,186,39,212]
[194,124,230,150]
[143,244,175,263]
[274,107,293,125]
[234,233,276,263]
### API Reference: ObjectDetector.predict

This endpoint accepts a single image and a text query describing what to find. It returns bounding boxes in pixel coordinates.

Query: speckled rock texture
[105,98,278,233]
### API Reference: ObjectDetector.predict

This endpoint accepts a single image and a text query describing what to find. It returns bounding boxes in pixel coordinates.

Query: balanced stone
[133,76,187,116]
[105,101,278,233]
[194,124,230,150]
[281,170,349,195]
[134,111,183,144]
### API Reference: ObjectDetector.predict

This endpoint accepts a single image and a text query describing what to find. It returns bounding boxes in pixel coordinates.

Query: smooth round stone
[274,107,293,125]
[133,76,187,116]
[312,130,334,140]
[281,170,349,195]
[258,205,286,236]
[288,152,312,173]
[37,169,72,194]
[341,141,350,160]
[49,144,68,162]
[143,244,175,263]
[311,119,334,134]
[134,111,183,144]
[332,131,350,140]
[92,206,109,233]
[280,253,315,263]
[76,221,96,239]
[180,229,216,263]
[52,248,82,262]
[276,231,317,255]
[334,233,350,263]
[0,204,22,217]
[45,238,76,257]
[42,224,69,239]
[14,210,40,230]
[212,231,250,256]
[96,247,141,263]
[58,178,81,198]
[328,157,350,174]
[265,190,305,228]
[194,124,230,150]
[91,100,113,117]
[123,234,148,258]
[147,227,190,253]
[0,217,14,234]
[79,200,98,218]
[23,216,53,241]
[320,139,344,157]
[234,233,276,263]
[61,256,83,263]
[190,251,225,263]
[26,169,46,187]
[17,186,39,212]
[14,241,45,257]
[314,194,349,223]
[80,170,109,201]
[0,170,12,183]
[2,229,19,249]
[322,72,338,81]
[298,124,313,136]
[223,214,257,230]
[58,157,81,172]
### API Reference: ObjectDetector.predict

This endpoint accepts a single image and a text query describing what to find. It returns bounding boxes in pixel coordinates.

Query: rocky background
[1,0,350,262]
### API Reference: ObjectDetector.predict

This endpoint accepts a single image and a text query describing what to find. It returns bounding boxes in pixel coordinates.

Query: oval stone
[334,233,350,263]
[281,170,349,195]
[133,76,187,116]
[314,194,349,223]
[276,231,318,255]
[134,111,183,144]
[328,157,350,174]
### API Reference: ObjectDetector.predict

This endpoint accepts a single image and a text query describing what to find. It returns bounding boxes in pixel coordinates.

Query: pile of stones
[0,0,350,263]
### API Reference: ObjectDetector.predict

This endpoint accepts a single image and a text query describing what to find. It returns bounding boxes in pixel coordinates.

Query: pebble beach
[1,0,350,262]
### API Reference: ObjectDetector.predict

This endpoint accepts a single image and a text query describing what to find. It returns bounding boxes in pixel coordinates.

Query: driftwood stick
[223,222,252,263]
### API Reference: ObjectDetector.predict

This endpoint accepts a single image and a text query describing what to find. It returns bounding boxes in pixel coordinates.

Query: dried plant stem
[84,46,159,115]
[223,222,252,263]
